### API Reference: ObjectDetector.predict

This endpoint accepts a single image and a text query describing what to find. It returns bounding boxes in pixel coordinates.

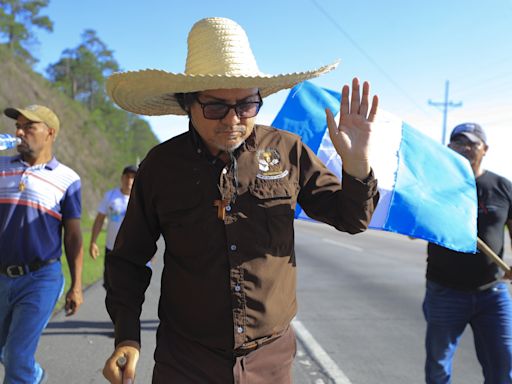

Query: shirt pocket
[159,189,209,263]
[248,180,297,255]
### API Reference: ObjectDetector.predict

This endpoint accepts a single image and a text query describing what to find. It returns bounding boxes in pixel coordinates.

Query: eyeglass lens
[198,99,262,120]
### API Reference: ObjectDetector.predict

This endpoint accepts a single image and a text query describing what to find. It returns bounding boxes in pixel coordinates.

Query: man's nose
[221,107,241,124]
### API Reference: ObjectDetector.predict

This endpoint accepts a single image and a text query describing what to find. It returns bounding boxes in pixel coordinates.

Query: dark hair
[175,92,198,114]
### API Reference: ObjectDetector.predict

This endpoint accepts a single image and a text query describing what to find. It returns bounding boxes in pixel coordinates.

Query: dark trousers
[152,326,296,384]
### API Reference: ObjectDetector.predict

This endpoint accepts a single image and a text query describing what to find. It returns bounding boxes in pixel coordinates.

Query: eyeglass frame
[194,92,263,120]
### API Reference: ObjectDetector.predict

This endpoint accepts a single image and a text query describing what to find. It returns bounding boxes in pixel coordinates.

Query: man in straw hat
[103,17,379,383]
[0,105,83,383]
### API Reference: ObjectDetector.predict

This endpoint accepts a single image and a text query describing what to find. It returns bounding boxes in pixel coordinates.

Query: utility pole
[428,81,462,144]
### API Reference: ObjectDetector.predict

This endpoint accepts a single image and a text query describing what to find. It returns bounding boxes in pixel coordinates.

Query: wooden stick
[477,237,510,272]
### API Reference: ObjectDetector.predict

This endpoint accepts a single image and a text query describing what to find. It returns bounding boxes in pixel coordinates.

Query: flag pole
[477,237,510,272]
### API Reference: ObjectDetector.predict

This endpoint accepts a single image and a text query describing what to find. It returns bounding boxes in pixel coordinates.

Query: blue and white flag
[272,81,477,253]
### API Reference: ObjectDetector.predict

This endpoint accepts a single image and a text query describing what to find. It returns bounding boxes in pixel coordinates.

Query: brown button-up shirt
[106,124,378,358]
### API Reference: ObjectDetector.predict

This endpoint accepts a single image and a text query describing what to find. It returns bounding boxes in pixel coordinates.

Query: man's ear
[48,126,57,142]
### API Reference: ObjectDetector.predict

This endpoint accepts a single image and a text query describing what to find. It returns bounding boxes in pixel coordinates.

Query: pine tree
[47,29,119,110]
[0,0,53,65]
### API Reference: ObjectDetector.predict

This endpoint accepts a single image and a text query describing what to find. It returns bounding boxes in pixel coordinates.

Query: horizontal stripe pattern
[0,155,82,265]
[0,157,79,220]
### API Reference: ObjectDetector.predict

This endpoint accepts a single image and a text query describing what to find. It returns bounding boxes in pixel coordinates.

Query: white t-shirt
[97,188,130,250]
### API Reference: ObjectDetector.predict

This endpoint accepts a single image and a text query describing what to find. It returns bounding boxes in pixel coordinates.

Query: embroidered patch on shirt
[256,148,289,180]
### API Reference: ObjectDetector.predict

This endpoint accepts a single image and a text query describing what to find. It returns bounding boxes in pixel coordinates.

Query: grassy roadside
[56,216,106,312]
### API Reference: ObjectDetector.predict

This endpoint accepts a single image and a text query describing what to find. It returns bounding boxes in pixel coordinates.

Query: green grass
[56,216,106,312]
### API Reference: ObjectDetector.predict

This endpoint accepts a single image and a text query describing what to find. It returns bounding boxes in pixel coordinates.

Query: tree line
[0,0,158,167]
[1,0,118,110]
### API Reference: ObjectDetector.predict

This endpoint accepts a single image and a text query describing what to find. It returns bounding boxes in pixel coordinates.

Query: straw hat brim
[106,61,339,116]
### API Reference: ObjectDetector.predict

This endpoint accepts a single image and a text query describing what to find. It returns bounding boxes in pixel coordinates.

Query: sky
[28,0,512,180]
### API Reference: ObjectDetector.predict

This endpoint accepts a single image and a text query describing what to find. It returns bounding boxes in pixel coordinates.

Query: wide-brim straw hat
[106,17,339,116]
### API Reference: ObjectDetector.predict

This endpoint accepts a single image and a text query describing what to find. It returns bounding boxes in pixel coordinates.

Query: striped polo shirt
[0,155,81,266]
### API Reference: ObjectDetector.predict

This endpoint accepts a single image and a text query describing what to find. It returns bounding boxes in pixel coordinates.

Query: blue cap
[450,123,486,144]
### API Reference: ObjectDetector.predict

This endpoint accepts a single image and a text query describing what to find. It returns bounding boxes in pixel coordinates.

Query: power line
[310,0,431,117]
[428,80,462,144]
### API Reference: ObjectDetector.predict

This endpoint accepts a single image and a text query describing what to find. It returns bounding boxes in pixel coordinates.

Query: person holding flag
[102,17,379,384]
[423,123,512,383]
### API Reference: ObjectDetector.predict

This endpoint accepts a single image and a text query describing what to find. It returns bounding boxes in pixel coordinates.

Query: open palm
[326,77,379,179]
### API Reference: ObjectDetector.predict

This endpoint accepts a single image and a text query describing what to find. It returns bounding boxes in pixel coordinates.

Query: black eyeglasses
[195,95,263,120]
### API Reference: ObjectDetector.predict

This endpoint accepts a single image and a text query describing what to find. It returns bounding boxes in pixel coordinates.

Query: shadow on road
[43,319,159,336]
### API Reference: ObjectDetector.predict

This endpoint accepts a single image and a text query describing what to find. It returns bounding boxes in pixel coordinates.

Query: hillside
[0,46,159,215]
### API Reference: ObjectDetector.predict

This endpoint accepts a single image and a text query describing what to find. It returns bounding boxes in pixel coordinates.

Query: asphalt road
[2,220,511,383]
[294,220,512,383]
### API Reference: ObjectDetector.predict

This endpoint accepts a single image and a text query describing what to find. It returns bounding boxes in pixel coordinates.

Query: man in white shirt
[89,165,137,290]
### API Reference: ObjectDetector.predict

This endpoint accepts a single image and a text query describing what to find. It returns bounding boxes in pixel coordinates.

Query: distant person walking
[0,105,83,383]
[423,122,512,383]
[89,165,137,291]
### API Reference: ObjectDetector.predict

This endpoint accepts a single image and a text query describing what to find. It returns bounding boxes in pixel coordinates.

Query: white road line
[322,238,363,252]
[292,319,353,384]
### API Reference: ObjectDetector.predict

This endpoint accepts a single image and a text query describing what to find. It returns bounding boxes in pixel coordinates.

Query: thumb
[325,108,338,139]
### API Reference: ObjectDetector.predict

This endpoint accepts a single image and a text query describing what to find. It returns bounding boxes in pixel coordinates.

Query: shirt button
[234,284,241,292]
[230,244,237,251]
[225,205,231,212]
[237,326,244,334]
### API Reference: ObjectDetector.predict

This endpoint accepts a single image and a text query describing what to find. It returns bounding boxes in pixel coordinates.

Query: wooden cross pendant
[213,199,230,220]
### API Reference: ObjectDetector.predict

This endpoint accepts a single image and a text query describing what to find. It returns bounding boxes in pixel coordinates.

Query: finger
[368,95,379,122]
[122,355,138,384]
[359,81,370,117]
[350,77,360,115]
[103,357,123,384]
[65,300,76,316]
[340,84,350,117]
[325,108,339,138]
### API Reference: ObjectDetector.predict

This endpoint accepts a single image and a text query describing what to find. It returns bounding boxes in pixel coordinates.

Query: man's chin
[16,146,32,156]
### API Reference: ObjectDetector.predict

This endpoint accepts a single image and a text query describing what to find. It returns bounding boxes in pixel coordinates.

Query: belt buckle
[6,265,25,278]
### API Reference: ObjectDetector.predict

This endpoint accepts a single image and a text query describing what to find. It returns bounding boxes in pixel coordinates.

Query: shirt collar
[10,155,59,170]
[244,125,257,152]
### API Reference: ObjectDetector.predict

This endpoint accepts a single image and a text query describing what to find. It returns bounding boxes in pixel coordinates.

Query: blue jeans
[423,280,512,384]
[0,261,64,384]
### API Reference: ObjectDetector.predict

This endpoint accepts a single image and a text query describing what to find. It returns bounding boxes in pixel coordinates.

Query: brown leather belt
[0,258,59,278]
[233,328,287,357]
